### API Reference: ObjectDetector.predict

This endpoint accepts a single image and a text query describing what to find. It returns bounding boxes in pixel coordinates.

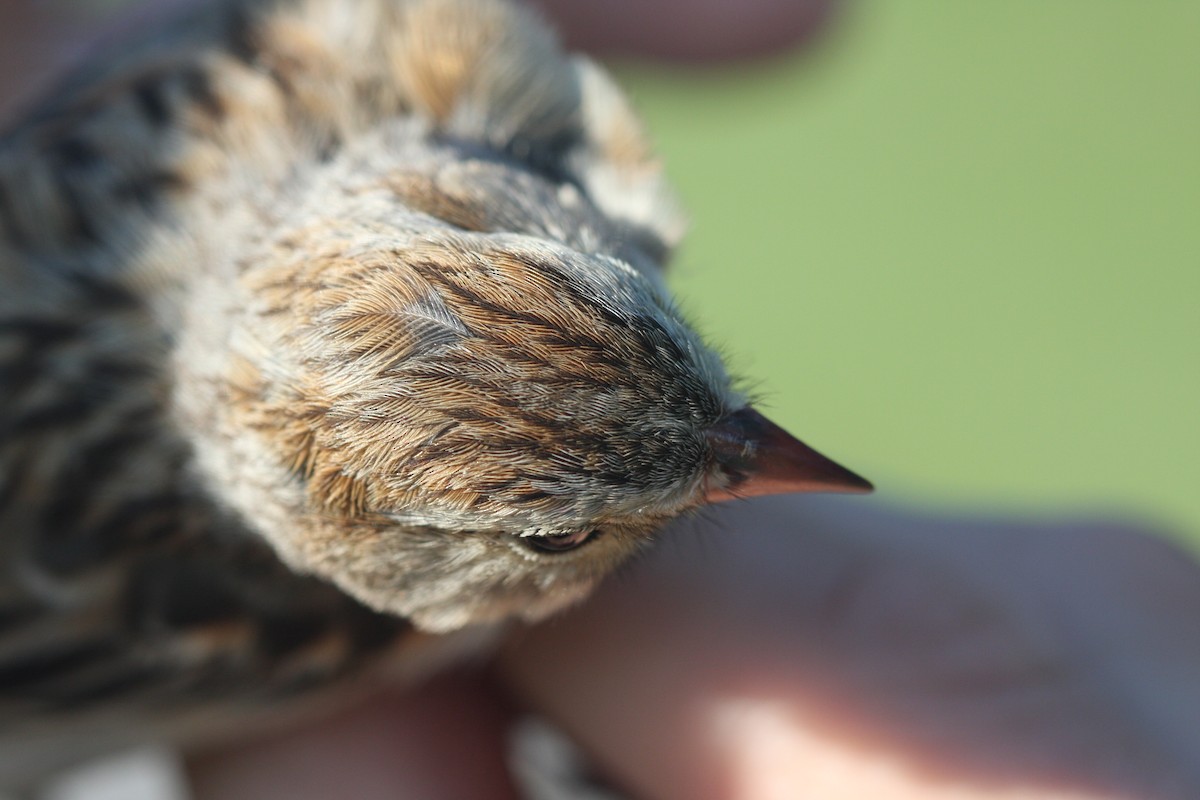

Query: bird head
[200,224,869,632]
[166,0,870,632]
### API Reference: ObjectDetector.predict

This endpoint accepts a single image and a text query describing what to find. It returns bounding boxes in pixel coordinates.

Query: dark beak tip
[831,471,875,495]
[777,458,875,496]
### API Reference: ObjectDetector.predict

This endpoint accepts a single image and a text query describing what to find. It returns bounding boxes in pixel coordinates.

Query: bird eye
[520,529,598,554]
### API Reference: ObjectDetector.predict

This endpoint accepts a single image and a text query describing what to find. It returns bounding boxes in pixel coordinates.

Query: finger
[498,498,1197,800]
[535,0,835,61]
[188,669,518,800]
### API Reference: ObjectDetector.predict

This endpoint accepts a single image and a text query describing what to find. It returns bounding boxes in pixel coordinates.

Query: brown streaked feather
[0,0,693,786]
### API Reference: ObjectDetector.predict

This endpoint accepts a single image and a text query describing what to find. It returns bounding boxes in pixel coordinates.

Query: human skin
[5,2,1199,798]
[501,498,1200,799]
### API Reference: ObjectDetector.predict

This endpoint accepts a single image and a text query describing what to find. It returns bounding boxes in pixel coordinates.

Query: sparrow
[0,0,871,786]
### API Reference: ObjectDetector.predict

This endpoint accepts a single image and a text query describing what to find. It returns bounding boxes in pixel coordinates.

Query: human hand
[501,497,1200,799]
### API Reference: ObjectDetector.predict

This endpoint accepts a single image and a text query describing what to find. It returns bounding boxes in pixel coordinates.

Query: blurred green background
[619,2,1199,548]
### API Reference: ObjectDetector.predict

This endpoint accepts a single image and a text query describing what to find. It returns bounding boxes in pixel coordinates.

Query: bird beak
[704,407,873,504]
